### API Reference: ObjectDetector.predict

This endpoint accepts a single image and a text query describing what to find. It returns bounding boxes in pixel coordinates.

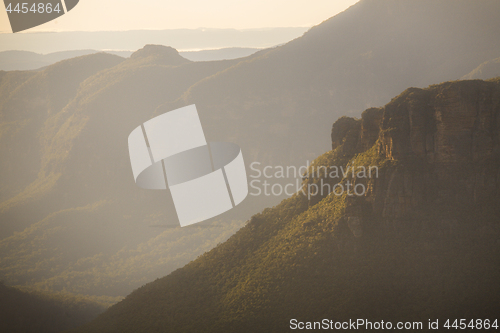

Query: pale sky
[0,0,359,33]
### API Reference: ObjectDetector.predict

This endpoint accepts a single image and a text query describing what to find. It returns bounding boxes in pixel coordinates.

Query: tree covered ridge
[77,78,500,332]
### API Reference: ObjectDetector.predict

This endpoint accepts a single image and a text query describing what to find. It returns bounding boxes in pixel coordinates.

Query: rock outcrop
[129,45,191,66]
[326,78,500,238]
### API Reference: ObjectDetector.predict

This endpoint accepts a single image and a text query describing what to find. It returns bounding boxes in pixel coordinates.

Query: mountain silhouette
[0,48,261,71]
[462,56,500,80]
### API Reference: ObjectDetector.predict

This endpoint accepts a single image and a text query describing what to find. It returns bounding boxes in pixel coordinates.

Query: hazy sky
[0,0,359,33]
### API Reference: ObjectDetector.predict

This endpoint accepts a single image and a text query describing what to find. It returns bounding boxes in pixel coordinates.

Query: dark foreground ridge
[0,282,106,332]
[76,78,500,332]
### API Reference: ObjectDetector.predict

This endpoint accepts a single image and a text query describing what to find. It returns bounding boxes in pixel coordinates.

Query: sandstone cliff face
[323,79,500,238]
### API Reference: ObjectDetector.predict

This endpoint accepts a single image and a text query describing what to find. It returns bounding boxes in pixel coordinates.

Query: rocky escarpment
[313,79,500,239]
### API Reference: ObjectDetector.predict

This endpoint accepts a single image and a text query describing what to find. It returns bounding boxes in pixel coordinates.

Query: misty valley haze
[1,0,500,332]
[0,28,309,54]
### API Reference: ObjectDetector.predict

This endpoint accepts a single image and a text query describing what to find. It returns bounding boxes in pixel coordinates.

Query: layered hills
[77,78,500,332]
[0,47,247,298]
[164,0,500,166]
[0,48,261,71]
[1,0,500,304]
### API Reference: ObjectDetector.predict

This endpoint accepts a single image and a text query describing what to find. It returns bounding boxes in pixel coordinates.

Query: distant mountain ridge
[0,45,249,298]
[167,0,500,167]
[0,47,262,71]
[462,56,500,80]
[0,27,308,54]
